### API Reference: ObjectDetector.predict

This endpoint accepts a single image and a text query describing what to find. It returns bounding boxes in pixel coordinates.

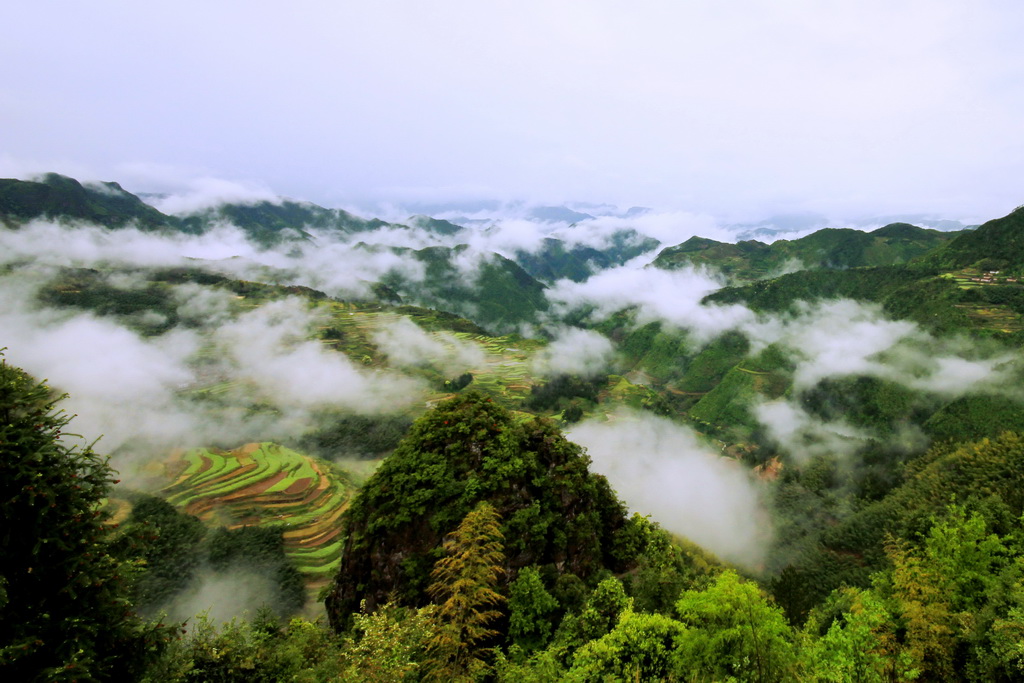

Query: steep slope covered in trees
[0,173,174,230]
[378,244,550,330]
[0,358,168,680]
[515,229,659,283]
[921,204,1024,271]
[325,392,636,628]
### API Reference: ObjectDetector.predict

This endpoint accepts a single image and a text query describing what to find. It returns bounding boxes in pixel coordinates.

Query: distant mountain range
[0,173,172,231]
[0,173,651,331]
[4,172,1017,321]
[652,223,965,282]
[8,171,1024,670]
[726,212,969,241]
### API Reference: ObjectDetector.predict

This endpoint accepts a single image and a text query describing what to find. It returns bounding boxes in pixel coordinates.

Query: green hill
[653,223,959,281]
[772,431,1024,621]
[407,214,466,236]
[0,173,174,230]
[919,205,1024,272]
[177,200,392,246]
[324,392,639,627]
[515,229,659,283]
[379,244,549,331]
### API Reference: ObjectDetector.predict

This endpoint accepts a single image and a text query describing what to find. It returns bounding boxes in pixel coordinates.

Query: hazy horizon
[4,1,1024,230]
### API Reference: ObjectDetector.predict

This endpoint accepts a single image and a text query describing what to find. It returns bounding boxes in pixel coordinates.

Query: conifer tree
[0,355,166,680]
[425,501,506,681]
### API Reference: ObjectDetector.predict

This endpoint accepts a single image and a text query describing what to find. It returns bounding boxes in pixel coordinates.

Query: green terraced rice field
[162,442,355,593]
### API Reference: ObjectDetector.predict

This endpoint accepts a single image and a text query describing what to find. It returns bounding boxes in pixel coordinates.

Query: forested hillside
[652,222,961,282]
[3,175,1024,680]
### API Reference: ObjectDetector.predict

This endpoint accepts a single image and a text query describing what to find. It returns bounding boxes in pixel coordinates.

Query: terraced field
[954,302,1024,332]
[947,270,1024,332]
[452,332,543,404]
[322,301,546,406]
[162,442,354,595]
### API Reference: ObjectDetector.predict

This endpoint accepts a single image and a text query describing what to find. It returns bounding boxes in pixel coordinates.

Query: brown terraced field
[161,442,355,596]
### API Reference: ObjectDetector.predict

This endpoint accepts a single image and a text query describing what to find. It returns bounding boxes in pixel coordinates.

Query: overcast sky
[3,0,1024,222]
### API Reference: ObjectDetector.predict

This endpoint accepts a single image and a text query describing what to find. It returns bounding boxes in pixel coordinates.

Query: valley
[5,174,1024,680]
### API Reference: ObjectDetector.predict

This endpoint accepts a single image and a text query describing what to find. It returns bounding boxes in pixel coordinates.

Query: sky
[4,0,1024,223]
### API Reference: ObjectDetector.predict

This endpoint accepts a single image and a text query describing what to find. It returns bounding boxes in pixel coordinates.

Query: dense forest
[3,174,1024,680]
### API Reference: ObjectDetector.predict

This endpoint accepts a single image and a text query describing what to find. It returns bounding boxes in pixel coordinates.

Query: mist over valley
[6,158,1024,678]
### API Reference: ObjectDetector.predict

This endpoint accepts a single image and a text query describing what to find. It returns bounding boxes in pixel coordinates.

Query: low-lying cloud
[156,568,280,627]
[746,299,1019,397]
[371,317,485,375]
[569,411,770,570]
[212,299,424,413]
[0,274,424,478]
[532,327,615,378]
[150,177,281,215]
[546,264,754,343]
[752,400,875,465]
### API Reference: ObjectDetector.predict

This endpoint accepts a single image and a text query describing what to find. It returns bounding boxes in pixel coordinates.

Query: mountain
[376,244,549,331]
[8,173,1024,678]
[653,223,961,282]
[0,173,174,230]
[407,214,466,236]
[919,205,1024,272]
[695,205,1024,339]
[527,205,596,223]
[0,173,391,244]
[324,392,638,627]
[176,199,392,246]
[514,229,660,283]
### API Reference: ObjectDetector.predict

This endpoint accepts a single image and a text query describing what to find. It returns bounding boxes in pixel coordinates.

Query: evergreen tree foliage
[116,496,306,619]
[0,356,167,681]
[807,588,911,683]
[882,536,958,680]
[567,609,688,681]
[617,513,715,615]
[674,570,798,683]
[523,373,602,413]
[425,501,507,681]
[325,391,634,629]
[563,577,633,648]
[340,602,439,683]
[803,503,1024,681]
[507,567,559,652]
[444,372,474,392]
[113,495,206,613]
[773,431,1024,623]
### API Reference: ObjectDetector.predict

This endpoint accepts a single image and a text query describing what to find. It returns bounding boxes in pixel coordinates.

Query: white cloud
[0,219,262,269]
[147,177,281,215]
[212,298,424,413]
[752,400,873,465]
[371,316,485,375]
[532,327,615,377]
[745,299,1018,397]
[547,263,754,342]
[569,410,771,569]
[160,568,280,626]
[0,272,424,478]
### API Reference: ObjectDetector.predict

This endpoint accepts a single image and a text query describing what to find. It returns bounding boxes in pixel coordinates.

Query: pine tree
[0,356,166,681]
[425,501,506,681]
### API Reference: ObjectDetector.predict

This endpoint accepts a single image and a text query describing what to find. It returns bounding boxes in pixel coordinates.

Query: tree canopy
[325,392,636,629]
[0,357,166,681]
